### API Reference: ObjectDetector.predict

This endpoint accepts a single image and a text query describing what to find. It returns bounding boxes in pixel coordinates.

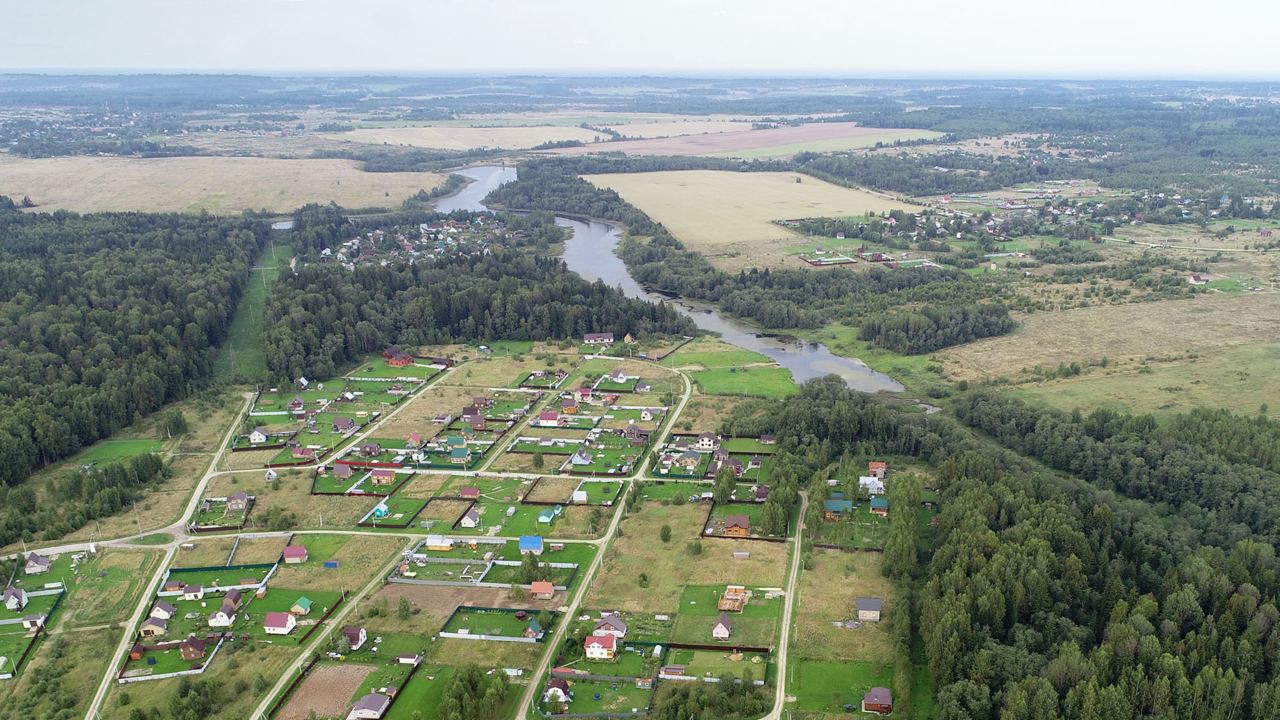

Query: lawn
[813,505,893,550]
[790,659,894,713]
[360,496,429,528]
[660,338,774,369]
[347,360,440,380]
[562,446,642,475]
[670,585,782,647]
[571,647,659,679]
[665,648,770,682]
[793,551,896,664]
[561,679,653,715]
[576,480,623,505]
[386,665,455,720]
[442,607,554,639]
[58,549,164,627]
[293,534,352,563]
[690,367,798,399]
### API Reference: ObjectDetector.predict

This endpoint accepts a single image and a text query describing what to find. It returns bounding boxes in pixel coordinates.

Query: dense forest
[730,377,1280,720]
[264,212,693,381]
[0,201,266,487]
[857,304,1015,354]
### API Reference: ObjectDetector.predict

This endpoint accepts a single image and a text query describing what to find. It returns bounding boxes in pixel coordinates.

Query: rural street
[765,491,808,720]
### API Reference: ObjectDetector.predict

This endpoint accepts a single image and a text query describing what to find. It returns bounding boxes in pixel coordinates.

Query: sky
[1,0,1277,79]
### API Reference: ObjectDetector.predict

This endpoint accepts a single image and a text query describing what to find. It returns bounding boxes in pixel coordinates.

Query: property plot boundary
[116,635,228,684]
[437,606,558,643]
[356,497,428,529]
[699,502,789,543]
[188,496,256,534]
[266,653,322,719]
[0,588,64,681]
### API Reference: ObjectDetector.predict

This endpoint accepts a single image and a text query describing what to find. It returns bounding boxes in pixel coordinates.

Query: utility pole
[134,501,142,535]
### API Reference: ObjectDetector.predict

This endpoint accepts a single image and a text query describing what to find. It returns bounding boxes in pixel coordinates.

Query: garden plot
[524,477,580,504]
[670,584,784,648]
[359,496,430,529]
[665,648,770,683]
[556,679,653,716]
[229,535,289,565]
[346,358,441,381]
[278,663,376,720]
[441,606,557,642]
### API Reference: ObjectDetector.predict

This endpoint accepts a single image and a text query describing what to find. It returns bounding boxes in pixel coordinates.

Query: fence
[159,561,279,595]
[295,592,348,644]
[437,606,556,644]
[116,635,227,684]
[0,588,65,680]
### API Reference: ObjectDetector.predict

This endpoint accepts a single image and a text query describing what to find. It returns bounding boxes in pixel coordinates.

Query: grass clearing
[691,367,798,399]
[58,548,163,627]
[270,534,405,591]
[790,659,893,713]
[1,155,445,214]
[794,550,895,664]
[214,246,290,382]
[583,170,920,270]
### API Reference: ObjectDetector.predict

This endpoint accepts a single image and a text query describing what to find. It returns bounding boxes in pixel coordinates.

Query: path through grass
[214,243,289,382]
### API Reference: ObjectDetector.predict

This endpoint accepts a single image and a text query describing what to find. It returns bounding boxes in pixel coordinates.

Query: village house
[371,468,397,485]
[24,552,49,575]
[754,485,770,503]
[523,616,543,639]
[139,617,167,638]
[334,464,354,481]
[183,586,205,601]
[1188,273,1211,285]
[283,545,308,563]
[856,597,884,623]
[583,332,614,345]
[607,368,627,383]
[22,614,44,631]
[859,476,886,496]
[673,450,702,472]
[639,408,657,422]
[459,508,481,528]
[292,447,316,461]
[2,587,28,611]
[870,497,891,518]
[584,634,617,660]
[712,612,733,640]
[180,638,207,662]
[288,397,305,414]
[150,600,177,621]
[536,411,562,428]
[347,693,391,720]
[406,431,422,448]
[543,678,571,704]
[458,486,480,500]
[449,447,472,465]
[360,442,383,457]
[291,597,313,616]
[530,581,555,600]
[248,427,270,444]
[472,396,494,410]
[560,397,578,415]
[696,432,719,451]
[862,687,893,715]
[162,580,185,593]
[519,536,544,555]
[332,417,356,433]
[867,461,888,480]
[593,615,628,639]
[570,448,594,466]
[208,590,242,628]
[264,612,297,635]
[824,497,854,521]
[723,515,751,538]
[226,491,250,513]
[343,625,368,651]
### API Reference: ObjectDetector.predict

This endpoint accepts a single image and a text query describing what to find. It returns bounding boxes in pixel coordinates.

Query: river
[437,165,905,393]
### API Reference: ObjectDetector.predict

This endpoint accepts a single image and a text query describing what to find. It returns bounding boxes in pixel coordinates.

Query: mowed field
[940,292,1280,382]
[0,155,444,214]
[556,123,940,158]
[325,125,603,150]
[584,170,920,270]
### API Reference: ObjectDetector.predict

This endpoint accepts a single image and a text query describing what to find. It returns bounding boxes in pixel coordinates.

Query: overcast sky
[1,0,1277,79]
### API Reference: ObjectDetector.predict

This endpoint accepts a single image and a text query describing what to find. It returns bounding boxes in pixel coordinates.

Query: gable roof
[714,612,732,631]
[530,581,554,595]
[595,615,628,634]
[352,694,390,714]
[724,514,751,529]
[856,597,884,612]
[585,634,616,650]
[264,611,294,629]
[293,596,313,610]
[824,499,854,513]
[870,497,890,510]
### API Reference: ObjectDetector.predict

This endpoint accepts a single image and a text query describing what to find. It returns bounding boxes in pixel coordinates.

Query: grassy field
[213,245,290,382]
[0,630,117,720]
[561,679,653,715]
[76,439,167,462]
[691,367,798,399]
[327,125,603,150]
[940,292,1280,382]
[584,171,920,270]
[660,337,775,370]
[58,548,164,627]
[1010,342,1280,418]
[0,155,445,214]
[793,551,895,664]
[708,128,946,159]
[558,122,939,159]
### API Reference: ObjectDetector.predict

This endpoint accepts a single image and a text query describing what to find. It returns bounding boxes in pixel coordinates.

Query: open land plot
[56,548,164,627]
[362,583,562,636]
[794,551,895,664]
[586,503,788,613]
[270,534,406,591]
[278,663,376,720]
[0,631,112,717]
[173,536,238,568]
[0,155,445,214]
[940,292,1280,382]
[383,665,456,720]
[691,367,799,399]
[427,636,546,671]
[1010,342,1280,418]
[207,471,367,530]
[415,498,473,529]
[326,125,603,150]
[525,476,580,503]
[375,385,489,438]
[230,535,290,565]
[789,659,894,714]
[396,473,457,499]
[362,496,429,528]
[584,171,921,271]
[442,606,557,638]
[557,123,940,158]
[671,584,783,647]
[671,395,759,435]
[442,355,570,388]
[346,359,440,380]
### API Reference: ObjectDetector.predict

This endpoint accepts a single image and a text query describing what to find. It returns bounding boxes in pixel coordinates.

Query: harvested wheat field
[327,125,602,150]
[585,170,919,270]
[941,292,1280,381]
[278,663,375,720]
[556,122,940,158]
[0,155,444,214]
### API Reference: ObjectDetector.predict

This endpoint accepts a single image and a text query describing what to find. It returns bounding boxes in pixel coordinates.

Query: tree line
[0,201,267,487]
[857,304,1015,354]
